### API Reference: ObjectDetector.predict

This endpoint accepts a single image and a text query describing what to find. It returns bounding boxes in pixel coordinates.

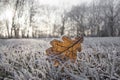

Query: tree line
[0,0,120,38]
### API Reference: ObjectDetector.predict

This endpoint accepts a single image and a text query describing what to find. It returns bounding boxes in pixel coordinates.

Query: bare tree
[67,4,87,36]
[60,11,67,36]
[98,0,120,36]
[11,0,19,38]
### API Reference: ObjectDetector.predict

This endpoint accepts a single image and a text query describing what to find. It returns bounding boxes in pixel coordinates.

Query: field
[0,37,120,80]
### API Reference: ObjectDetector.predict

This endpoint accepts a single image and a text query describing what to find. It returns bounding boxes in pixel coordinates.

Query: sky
[38,0,92,8]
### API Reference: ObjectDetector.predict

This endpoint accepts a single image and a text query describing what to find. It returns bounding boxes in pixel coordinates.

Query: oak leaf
[46,36,83,67]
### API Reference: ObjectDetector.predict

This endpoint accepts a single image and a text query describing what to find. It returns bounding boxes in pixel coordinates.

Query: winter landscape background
[0,0,120,38]
[0,0,120,80]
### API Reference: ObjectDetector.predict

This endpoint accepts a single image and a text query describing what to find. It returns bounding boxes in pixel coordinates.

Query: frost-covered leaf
[46,36,83,66]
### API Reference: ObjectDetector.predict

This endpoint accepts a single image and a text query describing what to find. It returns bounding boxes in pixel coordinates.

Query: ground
[0,37,120,80]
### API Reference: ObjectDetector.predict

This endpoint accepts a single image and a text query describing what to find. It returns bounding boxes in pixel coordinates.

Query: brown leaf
[46,36,83,66]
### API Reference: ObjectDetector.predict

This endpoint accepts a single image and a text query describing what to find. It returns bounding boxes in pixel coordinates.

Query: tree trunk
[61,23,65,36]
[11,0,19,38]
[6,21,10,38]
